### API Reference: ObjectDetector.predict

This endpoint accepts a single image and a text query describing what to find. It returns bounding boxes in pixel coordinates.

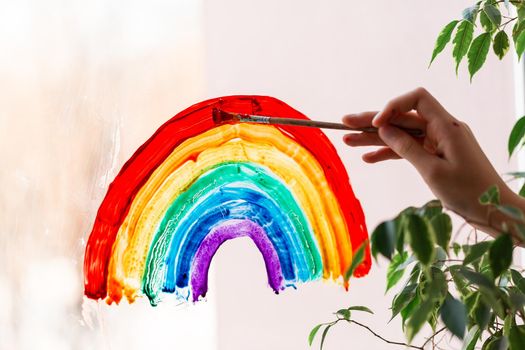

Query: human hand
[342,87,521,235]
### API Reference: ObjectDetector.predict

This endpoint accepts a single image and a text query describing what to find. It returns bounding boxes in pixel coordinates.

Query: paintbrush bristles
[213,109,271,125]
[212,109,238,125]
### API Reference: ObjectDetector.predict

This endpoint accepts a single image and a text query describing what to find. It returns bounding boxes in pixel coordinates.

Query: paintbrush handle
[269,117,358,130]
[243,115,424,137]
[235,112,425,137]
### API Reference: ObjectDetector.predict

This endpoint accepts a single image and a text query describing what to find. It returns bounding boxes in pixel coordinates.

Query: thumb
[378,125,434,172]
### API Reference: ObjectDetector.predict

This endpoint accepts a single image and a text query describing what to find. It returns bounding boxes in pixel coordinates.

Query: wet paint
[83,95,370,305]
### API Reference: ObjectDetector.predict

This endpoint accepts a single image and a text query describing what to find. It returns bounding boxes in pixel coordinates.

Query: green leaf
[345,241,367,280]
[371,221,396,260]
[462,325,481,350]
[453,242,462,256]
[451,266,471,295]
[421,267,448,301]
[504,315,513,337]
[391,284,418,321]
[513,21,525,45]
[468,32,492,81]
[463,4,480,23]
[484,4,502,27]
[464,291,479,314]
[509,325,525,350]
[486,336,509,350]
[511,269,525,293]
[453,21,475,73]
[348,306,374,314]
[494,31,510,59]
[480,253,494,277]
[507,171,525,178]
[430,213,452,253]
[457,267,495,289]
[406,299,434,342]
[519,183,525,197]
[394,255,416,273]
[406,214,435,266]
[336,309,351,320]
[463,241,492,265]
[510,117,525,158]
[430,20,460,66]
[479,287,506,319]
[395,216,407,255]
[519,6,525,23]
[386,252,408,292]
[399,206,417,216]
[518,30,525,60]
[417,200,443,219]
[308,324,323,346]
[427,307,439,330]
[489,234,513,278]
[440,293,467,339]
[509,289,525,311]
[320,325,331,350]
[401,294,420,330]
[480,185,500,205]
[434,246,447,268]
[473,297,492,330]
[408,263,422,284]
[480,11,495,32]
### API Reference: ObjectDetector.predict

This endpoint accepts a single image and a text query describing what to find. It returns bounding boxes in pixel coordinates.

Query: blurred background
[0,0,522,349]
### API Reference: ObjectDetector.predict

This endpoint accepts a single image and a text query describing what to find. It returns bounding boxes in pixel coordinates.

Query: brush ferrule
[240,115,271,124]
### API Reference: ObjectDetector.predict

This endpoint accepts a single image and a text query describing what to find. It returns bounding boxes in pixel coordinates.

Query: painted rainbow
[83,95,370,306]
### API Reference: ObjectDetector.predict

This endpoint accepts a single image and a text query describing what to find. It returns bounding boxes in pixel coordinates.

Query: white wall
[0,1,519,349]
[202,1,518,349]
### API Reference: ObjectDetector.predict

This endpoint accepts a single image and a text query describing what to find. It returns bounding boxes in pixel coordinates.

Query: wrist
[485,185,525,240]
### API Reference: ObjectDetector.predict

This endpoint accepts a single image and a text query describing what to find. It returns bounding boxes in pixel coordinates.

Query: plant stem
[436,259,463,263]
[500,16,518,30]
[348,320,424,350]
[420,327,447,349]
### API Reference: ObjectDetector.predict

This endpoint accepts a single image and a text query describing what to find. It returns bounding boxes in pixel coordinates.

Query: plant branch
[348,320,424,350]
[420,327,447,349]
[500,16,518,29]
[436,259,463,263]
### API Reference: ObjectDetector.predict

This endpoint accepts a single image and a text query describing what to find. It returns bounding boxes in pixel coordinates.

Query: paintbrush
[212,109,424,137]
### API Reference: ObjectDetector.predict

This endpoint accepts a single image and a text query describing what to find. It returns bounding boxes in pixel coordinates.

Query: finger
[343,132,385,147]
[378,125,437,173]
[372,87,450,127]
[362,147,401,163]
[342,111,377,128]
[343,111,425,130]
[344,129,427,148]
